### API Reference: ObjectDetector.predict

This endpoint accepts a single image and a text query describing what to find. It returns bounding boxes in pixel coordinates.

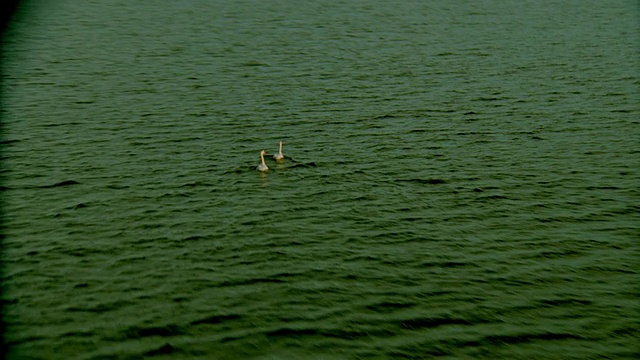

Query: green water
[1,0,638,358]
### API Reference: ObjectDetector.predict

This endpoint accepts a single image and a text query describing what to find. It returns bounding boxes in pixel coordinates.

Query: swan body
[256,150,269,172]
[274,141,284,160]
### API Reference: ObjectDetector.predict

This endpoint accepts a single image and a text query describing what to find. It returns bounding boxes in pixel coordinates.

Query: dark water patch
[0,185,10,191]
[482,332,584,345]
[60,248,90,257]
[415,290,455,298]
[266,327,394,340]
[187,112,207,117]
[396,178,447,185]
[532,249,582,259]
[39,180,80,188]
[388,345,450,358]
[366,301,416,313]
[143,343,180,356]
[271,271,303,279]
[108,255,148,267]
[61,330,95,338]
[240,60,269,67]
[240,219,260,226]
[128,88,158,95]
[222,168,245,175]
[421,261,473,268]
[585,185,620,190]
[581,265,637,275]
[342,274,358,280]
[538,298,593,307]
[266,327,318,338]
[394,331,584,358]
[422,108,456,114]
[0,295,18,306]
[289,162,317,168]
[219,334,246,343]
[190,314,242,326]
[106,184,129,189]
[42,121,83,127]
[66,300,133,314]
[182,235,206,241]
[5,335,48,347]
[180,181,213,188]
[158,191,190,199]
[475,194,508,201]
[124,324,184,338]
[368,230,419,241]
[400,317,473,330]
[217,277,286,287]
[134,222,164,230]
[322,328,394,339]
[456,131,493,136]
[372,114,397,119]
[489,277,538,287]
[612,326,639,337]
[536,216,586,224]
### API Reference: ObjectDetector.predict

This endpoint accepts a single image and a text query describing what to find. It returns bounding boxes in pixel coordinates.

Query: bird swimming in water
[256,150,269,172]
[274,141,284,161]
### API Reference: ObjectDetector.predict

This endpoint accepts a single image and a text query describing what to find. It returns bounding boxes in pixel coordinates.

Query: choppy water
[1,0,638,358]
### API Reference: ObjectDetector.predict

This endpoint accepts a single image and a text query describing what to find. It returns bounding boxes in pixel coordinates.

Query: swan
[256,150,269,172]
[273,141,284,160]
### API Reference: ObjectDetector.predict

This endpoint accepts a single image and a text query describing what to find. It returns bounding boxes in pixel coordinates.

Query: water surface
[1,0,638,358]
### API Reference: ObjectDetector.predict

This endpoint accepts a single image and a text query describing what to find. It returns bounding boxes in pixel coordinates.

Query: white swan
[256,150,269,172]
[273,141,284,160]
